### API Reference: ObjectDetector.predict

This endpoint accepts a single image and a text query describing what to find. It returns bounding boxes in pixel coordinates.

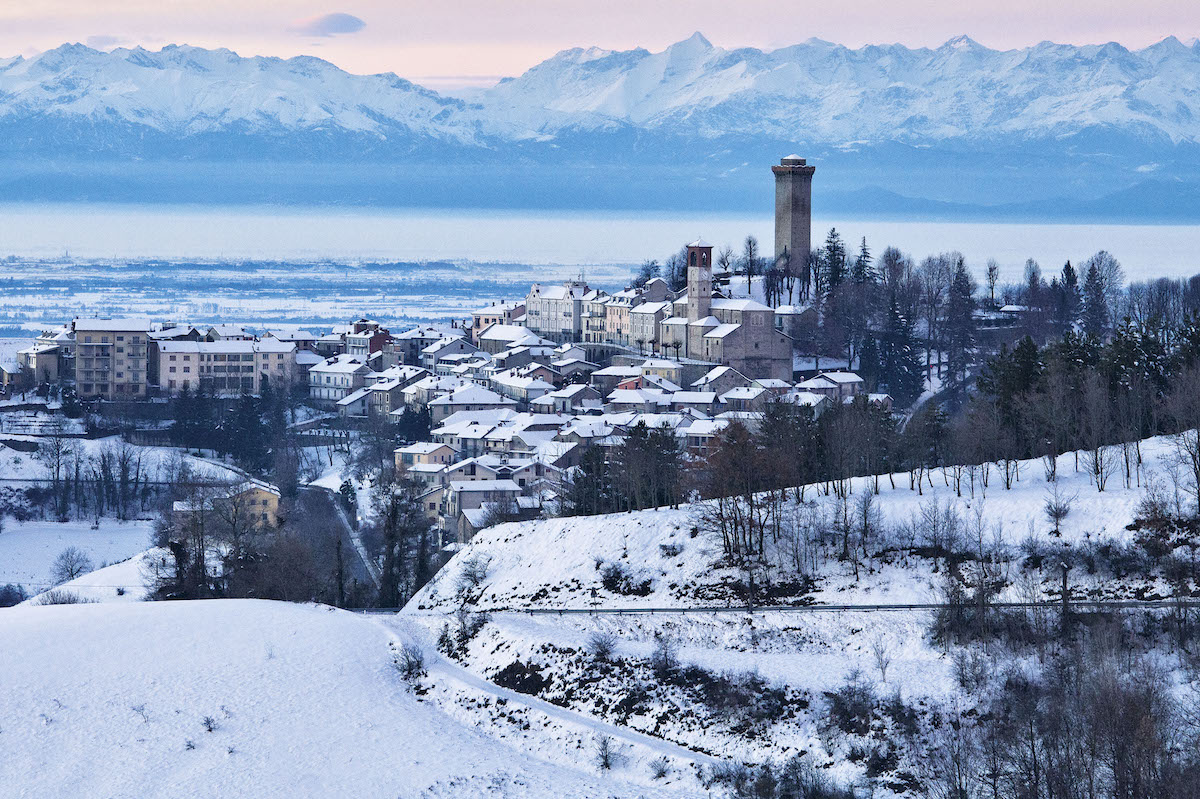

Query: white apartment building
[157,339,297,395]
[308,354,372,405]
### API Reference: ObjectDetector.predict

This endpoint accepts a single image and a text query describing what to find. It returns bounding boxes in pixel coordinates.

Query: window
[117,336,124,342]
[169,366,176,373]
[169,355,177,362]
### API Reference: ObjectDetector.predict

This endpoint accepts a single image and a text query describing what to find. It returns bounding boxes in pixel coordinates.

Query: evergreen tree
[1082,263,1109,338]
[851,237,873,284]
[943,258,977,392]
[878,298,926,407]
[857,335,881,389]
[822,228,847,291]
[1058,261,1081,330]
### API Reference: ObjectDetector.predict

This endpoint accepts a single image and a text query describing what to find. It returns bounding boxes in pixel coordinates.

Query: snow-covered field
[0,600,698,798]
[0,519,153,591]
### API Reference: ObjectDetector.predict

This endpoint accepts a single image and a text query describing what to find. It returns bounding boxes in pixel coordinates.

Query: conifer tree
[1082,263,1109,338]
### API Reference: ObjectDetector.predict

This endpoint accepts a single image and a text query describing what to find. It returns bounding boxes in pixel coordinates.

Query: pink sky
[3,1,1197,88]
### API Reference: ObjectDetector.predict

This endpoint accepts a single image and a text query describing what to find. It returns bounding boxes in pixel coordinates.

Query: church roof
[688,238,712,248]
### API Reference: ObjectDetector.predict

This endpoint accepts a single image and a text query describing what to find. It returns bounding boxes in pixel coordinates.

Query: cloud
[289,12,366,38]
[86,35,128,50]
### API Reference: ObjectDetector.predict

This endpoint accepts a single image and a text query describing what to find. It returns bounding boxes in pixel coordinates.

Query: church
[654,156,814,381]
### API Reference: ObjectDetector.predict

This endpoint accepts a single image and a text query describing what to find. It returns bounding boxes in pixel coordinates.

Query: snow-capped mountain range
[3,34,1200,214]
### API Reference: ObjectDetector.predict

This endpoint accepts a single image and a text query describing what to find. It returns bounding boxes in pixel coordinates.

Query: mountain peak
[940,34,985,52]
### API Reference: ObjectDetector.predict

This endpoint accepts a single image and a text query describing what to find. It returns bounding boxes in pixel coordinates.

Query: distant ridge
[3,36,1200,218]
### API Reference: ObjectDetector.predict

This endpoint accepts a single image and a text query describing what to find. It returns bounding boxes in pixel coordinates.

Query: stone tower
[685,239,713,322]
[772,155,816,268]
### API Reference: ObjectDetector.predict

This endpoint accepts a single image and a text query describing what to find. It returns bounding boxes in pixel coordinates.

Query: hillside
[0,600,700,798]
[397,435,1197,785]
[414,435,1173,613]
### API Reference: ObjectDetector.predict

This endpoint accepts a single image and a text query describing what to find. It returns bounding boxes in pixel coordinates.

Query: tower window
[689,252,697,266]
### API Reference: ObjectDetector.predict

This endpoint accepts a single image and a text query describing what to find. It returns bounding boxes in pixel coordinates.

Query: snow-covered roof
[710,298,771,312]
[818,371,864,383]
[311,354,369,374]
[704,323,741,339]
[429,384,516,407]
[74,317,153,332]
[448,479,521,493]
[336,387,372,407]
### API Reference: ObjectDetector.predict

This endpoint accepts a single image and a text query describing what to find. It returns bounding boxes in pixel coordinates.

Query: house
[691,366,751,397]
[428,384,518,424]
[395,442,458,476]
[18,343,59,384]
[205,324,253,341]
[477,324,550,355]
[389,326,450,366]
[530,383,602,414]
[445,479,523,541]
[684,418,730,456]
[336,387,371,418]
[471,301,526,343]
[308,354,371,405]
[421,335,477,371]
[798,371,864,400]
[719,386,769,413]
[629,300,673,353]
[589,365,642,395]
[669,390,719,415]
[401,375,470,410]
[524,280,590,344]
[73,317,153,399]
[171,479,282,530]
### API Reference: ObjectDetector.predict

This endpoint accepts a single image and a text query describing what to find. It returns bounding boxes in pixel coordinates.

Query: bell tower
[685,239,713,322]
[773,155,815,267]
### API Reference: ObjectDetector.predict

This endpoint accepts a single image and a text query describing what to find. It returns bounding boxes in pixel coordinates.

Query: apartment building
[156,339,296,395]
[73,318,152,399]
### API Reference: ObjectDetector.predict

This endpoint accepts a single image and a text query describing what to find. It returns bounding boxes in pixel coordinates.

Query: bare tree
[870,635,893,683]
[51,546,93,585]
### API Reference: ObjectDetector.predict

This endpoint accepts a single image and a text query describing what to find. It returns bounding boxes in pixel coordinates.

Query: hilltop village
[5,157,917,542]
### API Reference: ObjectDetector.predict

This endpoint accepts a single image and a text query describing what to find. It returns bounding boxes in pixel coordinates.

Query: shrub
[456,554,490,595]
[586,630,618,663]
[36,589,97,605]
[202,716,217,733]
[599,562,652,596]
[594,735,624,771]
[650,634,678,678]
[824,670,875,736]
[649,757,671,780]
[659,543,683,558]
[396,642,426,683]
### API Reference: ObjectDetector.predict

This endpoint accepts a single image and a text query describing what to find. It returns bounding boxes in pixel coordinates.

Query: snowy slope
[414,436,1177,612]
[0,518,153,591]
[20,548,166,604]
[399,436,1193,780]
[0,600,696,798]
